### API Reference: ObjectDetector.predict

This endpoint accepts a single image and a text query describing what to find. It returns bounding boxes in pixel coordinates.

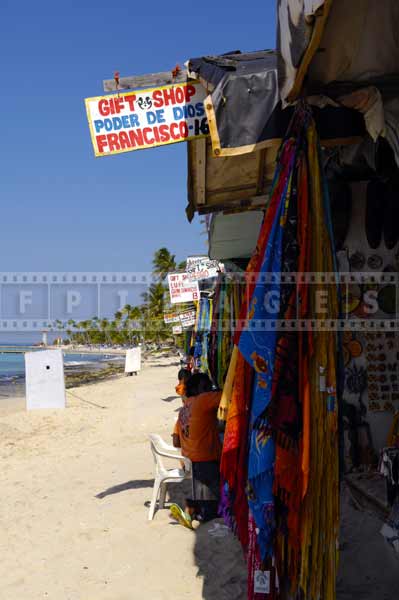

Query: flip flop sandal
[366,180,385,249]
[375,137,398,180]
[383,182,399,250]
[169,504,193,530]
[329,181,352,251]
[378,285,396,315]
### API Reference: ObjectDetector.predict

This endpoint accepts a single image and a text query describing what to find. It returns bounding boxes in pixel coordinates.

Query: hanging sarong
[219,349,252,548]
[238,156,294,560]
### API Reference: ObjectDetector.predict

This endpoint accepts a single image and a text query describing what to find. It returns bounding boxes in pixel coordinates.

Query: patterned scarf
[219,348,252,548]
[238,154,294,560]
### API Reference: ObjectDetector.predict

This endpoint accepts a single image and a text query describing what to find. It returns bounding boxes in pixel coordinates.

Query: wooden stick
[103,70,188,92]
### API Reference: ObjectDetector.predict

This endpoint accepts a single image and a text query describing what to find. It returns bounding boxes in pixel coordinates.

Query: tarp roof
[187,49,365,158]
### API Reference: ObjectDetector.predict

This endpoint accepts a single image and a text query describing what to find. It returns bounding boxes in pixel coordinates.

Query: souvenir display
[342,284,361,315]
[340,182,399,415]
[342,332,363,366]
[367,254,383,270]
[192,297,213,374]
[349,251,366,270]
[220,105,340,600]
[366,333,399,411]
[191,275,245,386]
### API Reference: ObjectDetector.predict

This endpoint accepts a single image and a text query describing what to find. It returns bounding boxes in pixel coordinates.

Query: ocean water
[0,346,123,399]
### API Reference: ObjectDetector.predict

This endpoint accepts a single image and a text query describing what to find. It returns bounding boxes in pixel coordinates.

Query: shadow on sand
[161,395,179,403]
[96,474,247,598]
[151,480,247,599]
[145,361,181,368]
[95,479,154,499]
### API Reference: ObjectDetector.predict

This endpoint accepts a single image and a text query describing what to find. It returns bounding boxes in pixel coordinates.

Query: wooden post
[103,70,188,92]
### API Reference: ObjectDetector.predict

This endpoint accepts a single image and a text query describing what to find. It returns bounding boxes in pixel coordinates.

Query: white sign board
[179,310,196,328]
[85,82,208,157]
[125,347,141,373]
[186,256,223,281]
[186,255,208,269]
[163,312,181,324]
[25,349,66,410]
[172,325,183,335]
[168,273,199,304]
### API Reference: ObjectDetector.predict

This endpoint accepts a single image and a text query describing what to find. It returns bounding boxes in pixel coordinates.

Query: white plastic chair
[148,433,192,521]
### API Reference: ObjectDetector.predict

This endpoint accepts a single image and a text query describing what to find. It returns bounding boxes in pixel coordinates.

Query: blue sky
[0,1,276,273]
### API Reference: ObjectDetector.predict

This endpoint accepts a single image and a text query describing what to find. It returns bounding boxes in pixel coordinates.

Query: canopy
[187,50,365,158]
[277,0,399,101]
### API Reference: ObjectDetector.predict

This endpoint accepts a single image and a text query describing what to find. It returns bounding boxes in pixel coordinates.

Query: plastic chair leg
[148,477,160,521]
[159,482,167,509]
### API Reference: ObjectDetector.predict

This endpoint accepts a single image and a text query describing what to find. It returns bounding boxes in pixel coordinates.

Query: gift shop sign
[85,83,208,157]
[168,273,199,304]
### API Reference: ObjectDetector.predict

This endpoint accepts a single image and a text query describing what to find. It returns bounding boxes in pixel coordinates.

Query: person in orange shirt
[170,373,221,528]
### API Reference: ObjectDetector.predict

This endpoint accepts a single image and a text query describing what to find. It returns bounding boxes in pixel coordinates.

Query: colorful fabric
[224,102,340,599]
[233,139,297,347]
[217,345,239,422]
[247,515,279,600]
[238,140,296,561]
[298,117,339,600]
[192,298,213,375]
[219,349,252,548]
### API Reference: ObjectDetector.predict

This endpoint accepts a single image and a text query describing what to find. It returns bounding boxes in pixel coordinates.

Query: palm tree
[99,318,112,345]
[148,282,166,315]
[122,304,133,320]
[67,319,77,330]
[145,282,170,342]
[177,260,187,271]
[152,247,177,281]
[121,304,142,344]
[81,320,92,345]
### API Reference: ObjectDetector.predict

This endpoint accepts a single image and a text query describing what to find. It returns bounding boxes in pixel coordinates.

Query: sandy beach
[1,354,398,600]
[0,354,246,600]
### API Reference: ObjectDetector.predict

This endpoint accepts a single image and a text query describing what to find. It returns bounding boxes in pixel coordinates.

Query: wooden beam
[103,70,188,92]
[195,138,207,206]
[197,194,268,216]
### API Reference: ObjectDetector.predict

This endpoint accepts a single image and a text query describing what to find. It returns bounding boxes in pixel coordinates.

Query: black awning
[188,50,366,157]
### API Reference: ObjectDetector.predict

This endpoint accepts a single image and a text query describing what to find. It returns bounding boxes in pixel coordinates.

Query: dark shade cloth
[188,50,365,154]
